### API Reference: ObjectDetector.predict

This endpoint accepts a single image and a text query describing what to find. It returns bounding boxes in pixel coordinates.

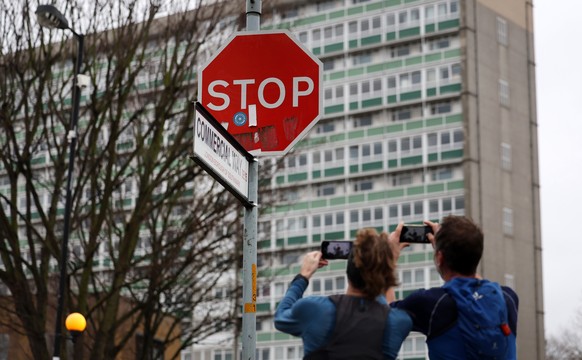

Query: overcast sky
[535,0,582,337]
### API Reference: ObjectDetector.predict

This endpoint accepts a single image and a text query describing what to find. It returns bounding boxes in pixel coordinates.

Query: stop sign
[198,30,322,155]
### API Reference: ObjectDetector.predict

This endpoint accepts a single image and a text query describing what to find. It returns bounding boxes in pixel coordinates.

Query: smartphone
[321,240,353,260]
[400,225,434,244]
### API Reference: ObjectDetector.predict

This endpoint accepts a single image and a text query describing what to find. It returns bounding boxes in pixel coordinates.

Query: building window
[503,207,513,235]
[501,143,512,170]
[497,17,508,45]
[499,79,510,106]
[505,274,515,288]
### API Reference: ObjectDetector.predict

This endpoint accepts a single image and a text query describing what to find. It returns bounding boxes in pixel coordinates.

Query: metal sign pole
[243,3,261,360]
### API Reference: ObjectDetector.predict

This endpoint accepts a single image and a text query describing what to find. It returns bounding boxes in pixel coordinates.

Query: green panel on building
[406,120,424,130]
[330,197,346,206]
[330,133,345,142]
[427,183,445,193]
[367,63,384,73]
[348,194,365,203]
[426,87,437,97]
[399,26,420,38]
[313,47,321,55]
[325,104,344,114]
[368,190,387,201]
[400,90,422,101]
[324,167,345,177]
[387,123,404,132]
[348,67,365,77]
[276,238,284,247]
[350,101,359,110]
[294,14,326,26]
[258,240,271,249]
[313,234,321,242]
[257,333,271,342]
[407,186,424,196]
[438,18,460,30]
[425,23,436,33]
[362,161,383,171]
[330,70,346,80]
[386,0,401,6]
[325,231,345,240]
[405,56,422,66]
[361,34,382,46]
[325,42,343,53]
[362,97,382,108]
[387,95,398,104]
[367,127,384,136]
[446,114,462,123]
[274,332,291,341]
[330,261,347,270]
[257,303,270,312]
[401,155,422,166]
[386,60,402,69]
[291,202,309,211]
[408,253,426,262]
[350,229,357,238]
[347,5,364,15]
[288,172,308,182]
[447,180,465,190]
[424,53,441,62]
[428,153,439,162]
[388,159,398,168]
[276,176,285,185]
[313,170,321,179]
[348,130,365,139]
[349,39,358,48]
[311,199,327,208]
[366,1,383,11]
[426,117,442,127]
[387,188,405,198]
[329,9,345,19]
[440,83,461,94]
[442,149,463,160]
[349,165,359,173]
[444,48,461,59]
[386,31,397,41]
[288,235,308,245]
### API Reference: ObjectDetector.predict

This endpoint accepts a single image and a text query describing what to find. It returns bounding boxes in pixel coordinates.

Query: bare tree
[546,305,582,360]
[0,1,271,359]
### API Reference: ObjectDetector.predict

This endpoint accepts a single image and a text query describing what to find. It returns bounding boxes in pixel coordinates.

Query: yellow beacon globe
[65,312,87,333]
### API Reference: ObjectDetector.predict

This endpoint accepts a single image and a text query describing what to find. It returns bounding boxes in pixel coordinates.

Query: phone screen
[321,240,353,260]
[400,225,433,244]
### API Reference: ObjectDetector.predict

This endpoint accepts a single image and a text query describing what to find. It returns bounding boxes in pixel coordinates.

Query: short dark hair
[434,215,483,276]
[347,228,398,299]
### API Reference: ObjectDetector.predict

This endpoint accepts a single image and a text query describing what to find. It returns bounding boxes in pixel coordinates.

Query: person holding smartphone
[387,216,519,360]
[274,228,412,359]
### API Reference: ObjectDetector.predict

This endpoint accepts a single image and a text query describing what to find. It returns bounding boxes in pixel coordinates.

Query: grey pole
[242,2,261,360]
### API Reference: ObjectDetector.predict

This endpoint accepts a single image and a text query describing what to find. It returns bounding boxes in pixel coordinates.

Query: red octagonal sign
[199,30,323,155]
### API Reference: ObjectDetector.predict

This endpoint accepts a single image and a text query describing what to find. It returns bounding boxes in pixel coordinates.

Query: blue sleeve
[383,308,412,359]
[274,277,309,336]
[274,278,336,355]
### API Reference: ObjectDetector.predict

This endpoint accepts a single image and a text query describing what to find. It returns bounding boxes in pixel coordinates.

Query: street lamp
[35,5,85,360]
[65,312,87,342]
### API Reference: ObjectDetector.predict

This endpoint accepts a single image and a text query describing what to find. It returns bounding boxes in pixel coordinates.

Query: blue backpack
[443,278,511,359]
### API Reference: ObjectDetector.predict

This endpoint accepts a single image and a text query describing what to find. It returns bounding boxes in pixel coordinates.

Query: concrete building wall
[461,1,543,358]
